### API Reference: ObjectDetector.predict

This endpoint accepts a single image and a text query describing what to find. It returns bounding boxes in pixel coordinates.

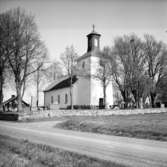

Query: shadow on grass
[55,113,167,141]
[0,112,19,121]
[0,135,128,167]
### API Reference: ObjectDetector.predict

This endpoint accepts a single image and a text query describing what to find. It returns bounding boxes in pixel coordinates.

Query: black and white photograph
[0,0,167,166]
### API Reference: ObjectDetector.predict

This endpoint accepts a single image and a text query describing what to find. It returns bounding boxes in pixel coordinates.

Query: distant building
[44,27,114,109]
[2,95,30,112]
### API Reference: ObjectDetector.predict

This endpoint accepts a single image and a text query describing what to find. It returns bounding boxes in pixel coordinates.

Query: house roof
[44,75,78,92]
[3,95,30,107]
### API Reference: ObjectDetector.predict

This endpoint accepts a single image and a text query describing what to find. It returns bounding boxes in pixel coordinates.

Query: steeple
[87,25,101,52]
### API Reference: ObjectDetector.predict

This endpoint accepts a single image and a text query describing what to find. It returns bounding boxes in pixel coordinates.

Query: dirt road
[0,121,167,167]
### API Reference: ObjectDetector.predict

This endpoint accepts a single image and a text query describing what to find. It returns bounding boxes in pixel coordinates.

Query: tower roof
[87,24,101,37]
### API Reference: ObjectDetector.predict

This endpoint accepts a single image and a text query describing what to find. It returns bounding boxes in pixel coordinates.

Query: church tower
[76,25,114,108]
[76,25,102,74]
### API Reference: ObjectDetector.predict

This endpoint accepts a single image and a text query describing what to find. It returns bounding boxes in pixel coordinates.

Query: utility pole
[70,54,74,110]
[36,68,39,110]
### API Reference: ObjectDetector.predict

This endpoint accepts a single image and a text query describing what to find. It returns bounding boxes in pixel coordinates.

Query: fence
[18,108,167,121]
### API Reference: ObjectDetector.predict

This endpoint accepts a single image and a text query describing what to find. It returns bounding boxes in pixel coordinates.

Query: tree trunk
[21,79,26,99]
[150,92,156,108]
[132,89,138,108]
[137,81,140,108]
[103,79,106,109]
[16,81,23,112]
[121,90,128,108]
[0,72,4,112]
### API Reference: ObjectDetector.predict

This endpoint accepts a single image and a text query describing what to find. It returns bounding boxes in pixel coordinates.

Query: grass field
[56,112,167,141]
[0,135,127,167]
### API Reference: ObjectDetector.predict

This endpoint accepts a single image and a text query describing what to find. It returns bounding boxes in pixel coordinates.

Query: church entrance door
[99,98,104,109]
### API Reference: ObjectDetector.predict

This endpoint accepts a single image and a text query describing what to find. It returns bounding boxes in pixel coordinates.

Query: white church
[44,27,114,109]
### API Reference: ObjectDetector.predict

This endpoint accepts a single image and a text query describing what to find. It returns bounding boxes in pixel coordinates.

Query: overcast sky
[1,0,167,61]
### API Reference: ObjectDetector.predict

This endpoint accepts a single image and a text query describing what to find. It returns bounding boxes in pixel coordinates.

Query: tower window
[94,38,98,47]
[82,62,85,68]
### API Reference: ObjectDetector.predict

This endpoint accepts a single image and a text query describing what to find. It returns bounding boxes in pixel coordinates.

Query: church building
[44,27,114,109]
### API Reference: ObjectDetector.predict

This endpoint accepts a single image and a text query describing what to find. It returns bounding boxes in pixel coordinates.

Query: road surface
[0,120,167,167]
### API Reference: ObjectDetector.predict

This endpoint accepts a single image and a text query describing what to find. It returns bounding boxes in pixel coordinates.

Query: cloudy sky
[1,0,167,61]
[0,0,167,103]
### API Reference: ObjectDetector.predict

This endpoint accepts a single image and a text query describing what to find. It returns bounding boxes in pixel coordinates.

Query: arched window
[65,94,68,104]
[58,95,60,104]
[82,61,85,68]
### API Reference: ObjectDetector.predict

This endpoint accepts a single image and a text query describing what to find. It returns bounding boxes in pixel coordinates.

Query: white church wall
[75,76,91,105]
[90,56,99,76]
[44,87,71,109]
[75,57,91,106]
[77,57,91,76]
[44,78,90,109]
[44,77,92,108]
[90,77,103,106]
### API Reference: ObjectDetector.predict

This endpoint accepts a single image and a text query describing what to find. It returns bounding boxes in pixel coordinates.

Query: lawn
[0,135,127,167]
[56,112,167,141]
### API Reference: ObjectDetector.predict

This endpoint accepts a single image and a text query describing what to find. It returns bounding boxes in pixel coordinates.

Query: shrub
[0,112,19,121]
[66,105,99,110]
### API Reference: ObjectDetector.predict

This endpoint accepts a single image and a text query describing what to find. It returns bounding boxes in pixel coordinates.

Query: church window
[58,95,60,104]
[82,61,85,68]
[51,96,54,104]
[65,94,68,104]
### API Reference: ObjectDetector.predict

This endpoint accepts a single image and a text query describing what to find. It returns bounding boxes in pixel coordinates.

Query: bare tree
[44,61,63,82]
[111,35,146,108]
[128,37,146,108]
[60,46,78,109]
[143,34,167,107]
[111,36,133,108]
[32,61,63,109]
[0,13,9,111]
[3,7,48,112]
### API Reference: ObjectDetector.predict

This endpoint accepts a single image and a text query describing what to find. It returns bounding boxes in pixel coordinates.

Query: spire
[92,24,95,32]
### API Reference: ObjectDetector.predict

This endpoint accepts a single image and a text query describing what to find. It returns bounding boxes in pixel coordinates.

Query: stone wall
[19,108,167,121]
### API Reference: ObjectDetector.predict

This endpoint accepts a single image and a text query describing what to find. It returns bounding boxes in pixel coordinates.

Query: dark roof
[87,29,101,37]
[87,32,101,37]
[3,96,30,107]
[44,75,78,92]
